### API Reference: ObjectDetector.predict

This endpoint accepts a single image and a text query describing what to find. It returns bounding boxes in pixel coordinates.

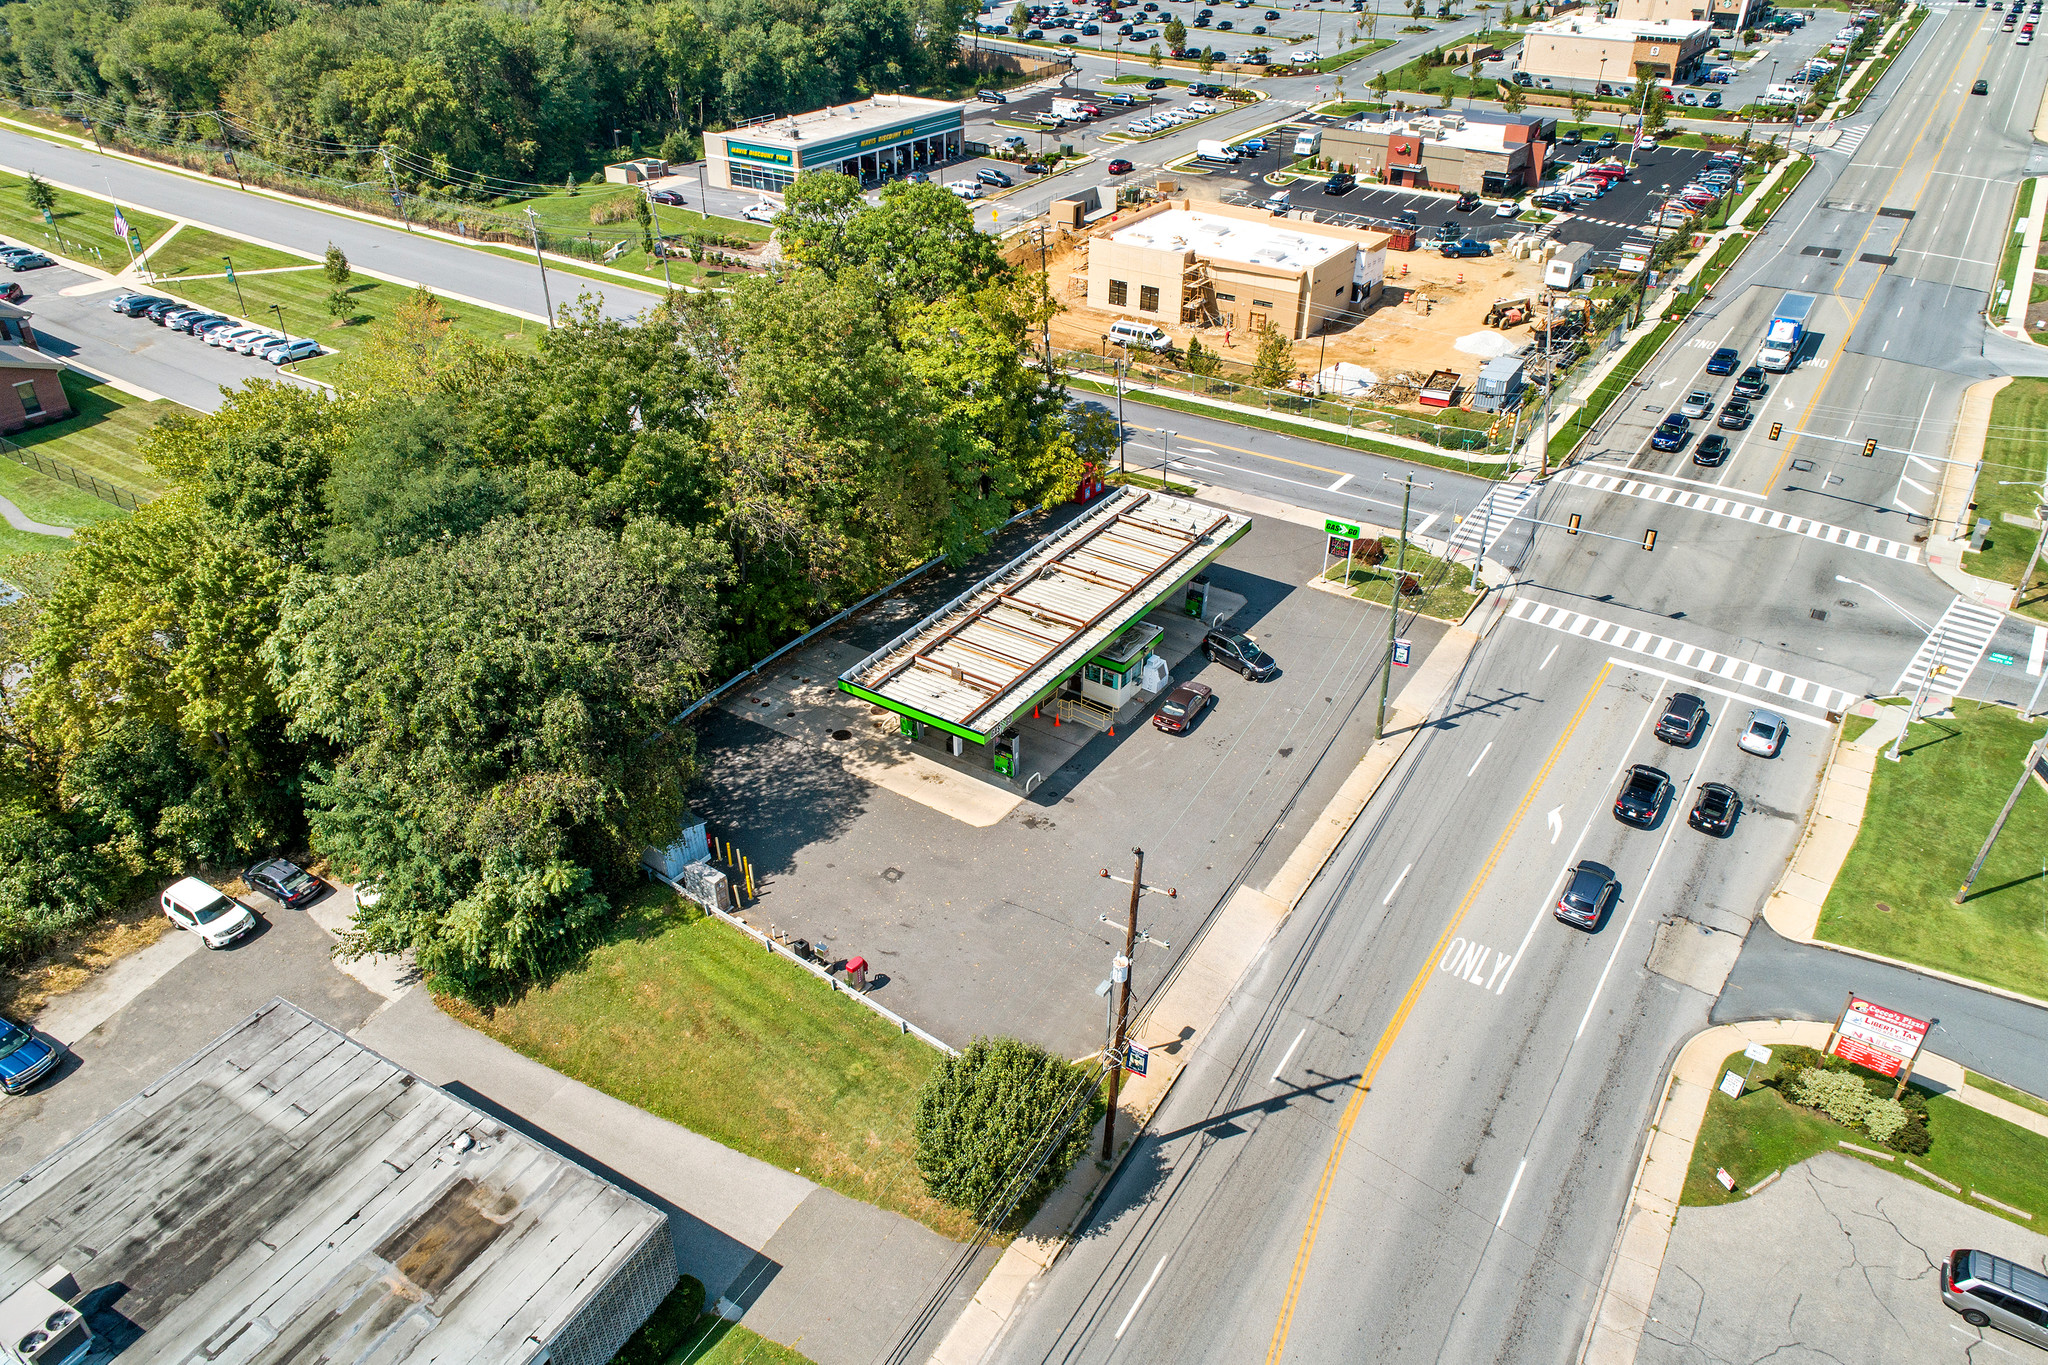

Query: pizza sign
[1830,997,1929,1078]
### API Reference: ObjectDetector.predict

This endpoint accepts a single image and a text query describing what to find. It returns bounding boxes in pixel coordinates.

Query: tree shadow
[687,708,874,882]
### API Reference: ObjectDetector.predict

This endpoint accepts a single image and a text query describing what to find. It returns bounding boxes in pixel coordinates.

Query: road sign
[1830,997,1929,1078]
[1742,1043,1773,1065]
[1989,653,2016,667]
[1124,1042,1149,1076]
[1324,517,1362,539]
[2030,740,2048,795]
[1393,638,1411,667]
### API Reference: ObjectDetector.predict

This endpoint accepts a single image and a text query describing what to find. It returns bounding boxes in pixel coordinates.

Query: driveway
[1642,1152,2048,1363]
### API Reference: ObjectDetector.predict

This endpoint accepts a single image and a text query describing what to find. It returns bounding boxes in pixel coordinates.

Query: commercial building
[702,95,966,194]
[840,486,1251,774]
[1611,0,1759,34]
[1320,109,1552,196]
[1083,201,1389,339]
[0,999,676,1365]
[1517,15,1716,84]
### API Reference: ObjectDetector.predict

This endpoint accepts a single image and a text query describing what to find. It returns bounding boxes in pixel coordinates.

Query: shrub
[609,1275,705,1365]
[1862,1096,1908,1144]
[914,1036,1102,1224]
[1789,1066,1870,1127]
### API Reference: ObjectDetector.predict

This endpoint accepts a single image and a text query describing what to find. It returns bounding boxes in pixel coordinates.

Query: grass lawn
[0,456,132,529]
[10,372,179,494]
[1998,181,2036,310]
[145,226,308,281]
[1684,1049,2048,1229]
[444,883,973,1240]
[1548,320,1678,462]
[1323,540,1474,620]
[1315,38,1395,71]
[673,1317,813,1364]
[1969,1071,2048,1119]
[1816,701,2048,999]
[1965,377,2048,620]
[1841,711,1878,745]
[167,270,542,383]
[0,175,173,271]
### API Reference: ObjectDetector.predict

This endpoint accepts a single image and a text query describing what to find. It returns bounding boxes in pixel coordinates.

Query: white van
[1108,319,1172,350]
[1195,139,1240,164]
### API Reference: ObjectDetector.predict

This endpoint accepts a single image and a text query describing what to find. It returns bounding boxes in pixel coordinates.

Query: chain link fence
[0,439,154,511]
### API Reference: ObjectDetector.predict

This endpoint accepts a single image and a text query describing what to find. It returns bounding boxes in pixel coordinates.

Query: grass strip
[1545,319,1679,463]
[1968,1071,2048,1120]
[0,174,173,271]
[1742,155,1812,229]
[9,372,178,493]
[1964,376,2048,619]
[1064,374,1510,479]
[444,883,974,1241]
[1685,1048,2048,1228]
[1322,540,1474,619]
[1997,179,2037,323]
[1315,38,1395,72]
[145,226,307,280]
[1838,5,1926,114]
[1817,701,2048,998]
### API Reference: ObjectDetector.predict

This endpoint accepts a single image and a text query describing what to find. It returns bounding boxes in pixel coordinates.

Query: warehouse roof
[1107,209,1355,273]
[0,999,671,1365]
[839,487,1250,742]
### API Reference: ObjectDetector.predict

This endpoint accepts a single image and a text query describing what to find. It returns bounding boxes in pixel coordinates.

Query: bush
[914,1036,1102,1225]
[1789,1066,1871,1127]
[609,1275,705,1365]
[1862,1096,1908,1144]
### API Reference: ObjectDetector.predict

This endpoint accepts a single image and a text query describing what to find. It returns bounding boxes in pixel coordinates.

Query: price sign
[1830,997,1929,1078]
[1328,535,1355,559]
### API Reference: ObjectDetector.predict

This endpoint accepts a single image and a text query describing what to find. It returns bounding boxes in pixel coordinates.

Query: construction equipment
[1485,296,1532,328]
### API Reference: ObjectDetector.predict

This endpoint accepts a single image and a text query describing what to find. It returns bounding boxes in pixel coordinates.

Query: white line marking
[1547,806,1562,843]
[1328,473,1354,492]
[1115,1255,1170,1340]
[2028,626,2046,678]
[1382,863,1413,906]
[1466,742,1493,778]
[1609,659,1834,728]
[1496,1158,1529,1228]
[1270,1027,1306,1084]
[1540,644,1559,670]
[1411,511,1440,540]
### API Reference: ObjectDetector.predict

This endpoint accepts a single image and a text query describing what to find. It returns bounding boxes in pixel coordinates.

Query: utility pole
[523,208,556,329]
[1377,473,1430,739]
[1098,851,1172,1161]
[1954,738,2046,904]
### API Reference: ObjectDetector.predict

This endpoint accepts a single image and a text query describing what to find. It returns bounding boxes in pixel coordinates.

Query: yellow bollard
[745,859,756,901]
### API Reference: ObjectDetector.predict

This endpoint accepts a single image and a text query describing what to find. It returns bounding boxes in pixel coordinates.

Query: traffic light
[1642,528,1657,553]
[1863,438,1878,457]
[1769,422,1782,441]
[1567,512,1582,535]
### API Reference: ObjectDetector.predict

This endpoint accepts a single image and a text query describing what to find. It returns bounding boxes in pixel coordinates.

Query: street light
[1104,336,1132,473]
[1158,428,1177,479]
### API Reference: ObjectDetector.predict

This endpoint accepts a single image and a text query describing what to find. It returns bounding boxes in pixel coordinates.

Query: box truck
[1292,128,1320,157]
[1759,292,1815,371]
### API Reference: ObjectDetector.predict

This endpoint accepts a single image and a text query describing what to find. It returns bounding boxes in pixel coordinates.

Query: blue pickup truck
[0,1016,62,1094]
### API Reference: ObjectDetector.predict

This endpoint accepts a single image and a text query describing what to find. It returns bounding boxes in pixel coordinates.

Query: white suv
[161,877,258,949]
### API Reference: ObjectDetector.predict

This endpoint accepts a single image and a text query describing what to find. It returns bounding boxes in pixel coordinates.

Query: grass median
[1963,377,2048,620]
[1816,701,2048,1000]
[0,174,172,271]
[443,882,973,1241]
[1321,540,1474,620]
[1685,1047,2048,1229]
[145,226,306,280]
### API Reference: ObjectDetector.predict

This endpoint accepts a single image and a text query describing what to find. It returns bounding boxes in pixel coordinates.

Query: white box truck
[1051,97,1092,120]
[1292,128,1320,157]
[1759,292,1815,371]
[1196,139,1241,164]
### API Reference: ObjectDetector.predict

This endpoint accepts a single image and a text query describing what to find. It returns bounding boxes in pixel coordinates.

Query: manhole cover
[1875,901,1893,914]
[881,867,904,883]
[831,728,853,741]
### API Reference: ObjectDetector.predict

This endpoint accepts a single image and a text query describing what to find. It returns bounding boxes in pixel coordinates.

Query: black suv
[1614,765,1671,827]
[1203,628,1276,680]
[1324,172,1356,194]
[1733,365,1767,398]
[1688,782,1739,836]
[1705,345,1740,376]
[1654,693,1706,746]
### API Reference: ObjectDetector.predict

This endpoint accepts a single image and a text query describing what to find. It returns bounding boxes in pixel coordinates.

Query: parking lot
[969,0,1380,63]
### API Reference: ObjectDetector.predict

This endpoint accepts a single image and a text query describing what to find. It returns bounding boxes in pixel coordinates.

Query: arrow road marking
[1547,806,1563,843]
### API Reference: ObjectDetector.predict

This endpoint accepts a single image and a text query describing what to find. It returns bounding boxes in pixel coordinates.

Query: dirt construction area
[1044,225,1552,388]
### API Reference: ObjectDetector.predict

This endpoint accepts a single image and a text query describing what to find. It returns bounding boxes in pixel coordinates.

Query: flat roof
[723,95,961,149]
[1528,15,1711,38]
[1346,113,1516,154]
[1108,209,1354,274]
[840,488,1250,742]
[0,999,671,1365]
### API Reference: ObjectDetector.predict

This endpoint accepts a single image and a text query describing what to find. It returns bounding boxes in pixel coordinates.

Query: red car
[1108,158,1135,174]
[1152,681,1213,733]
[0,282,23,302]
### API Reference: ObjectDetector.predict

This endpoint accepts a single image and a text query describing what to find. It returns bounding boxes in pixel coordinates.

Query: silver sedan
[1737,709,1787,758]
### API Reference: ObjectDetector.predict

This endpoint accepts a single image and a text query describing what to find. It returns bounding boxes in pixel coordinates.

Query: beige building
[1084,202,1388,340]
[1518,15,1715,84]
[1321,110,1551,195]
[1612,0,1757,33]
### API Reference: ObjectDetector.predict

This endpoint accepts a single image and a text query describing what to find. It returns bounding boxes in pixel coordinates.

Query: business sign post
[1825,994,1930,1093]
[1324,517,1362,585]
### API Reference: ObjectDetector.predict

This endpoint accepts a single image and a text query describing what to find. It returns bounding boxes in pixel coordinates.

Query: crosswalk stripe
[1556,468,1921,562]
[1504,597,1862,712]
[1893,596,2007,695]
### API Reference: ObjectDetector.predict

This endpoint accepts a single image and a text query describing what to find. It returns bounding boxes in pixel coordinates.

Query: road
[988,5,2048,1363]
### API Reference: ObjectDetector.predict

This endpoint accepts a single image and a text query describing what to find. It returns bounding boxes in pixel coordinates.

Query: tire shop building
[1318,109,1552,195]
[702,95,966,194]
[839,487,1251,779]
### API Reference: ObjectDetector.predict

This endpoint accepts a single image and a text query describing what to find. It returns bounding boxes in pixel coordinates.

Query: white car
[946,180,984,200]
[1737,709,1788,758]
[233,330,283,356]
[207,325,265,349]
[1493,200,1519,218]
[265,337,322,365]
[740,202,780,224]
[1290,47,1321,60]
[161,876,258,950]
[1186,99,1217,113]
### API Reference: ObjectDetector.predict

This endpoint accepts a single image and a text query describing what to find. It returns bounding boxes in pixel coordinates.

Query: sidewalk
[1925,377,2027,611]
[1999,178,2044,339]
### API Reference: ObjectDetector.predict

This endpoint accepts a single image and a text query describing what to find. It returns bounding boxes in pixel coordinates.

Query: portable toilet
[1544,241,1593,289]
[1470,355,1526,413]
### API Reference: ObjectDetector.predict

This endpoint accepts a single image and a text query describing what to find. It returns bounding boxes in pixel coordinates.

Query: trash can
[899,714,918,738]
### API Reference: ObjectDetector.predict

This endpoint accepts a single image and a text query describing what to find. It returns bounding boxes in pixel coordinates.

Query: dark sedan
[1716,397,1753,430]
[649,189,687,206]
[0,1015,62,1094]
[1324,172,1356,195]
[1733,365,1767,398]
[1693,434,1730,467]
[1704,346,1739,375]
[1654,692,1706,746]
[1614,764,1671,827]
[109,293,173,316]
[1555,861,1618,928]
[246,857,324,909]
[1203,627,1276,680]
[1688,782,1740,836]
[1153,680,1214,732]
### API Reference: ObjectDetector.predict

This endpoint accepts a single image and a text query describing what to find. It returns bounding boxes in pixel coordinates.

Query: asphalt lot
[1642,1153,2048,1364]
[969,0,1400,62]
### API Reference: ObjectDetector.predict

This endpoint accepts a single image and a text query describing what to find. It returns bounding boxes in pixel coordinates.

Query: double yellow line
[1264,661,1614,1363]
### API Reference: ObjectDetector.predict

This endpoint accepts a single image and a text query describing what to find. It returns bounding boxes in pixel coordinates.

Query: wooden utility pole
[1102,847,1142,1161]
[1376,474,1429,739]
[1954,737,2046,904]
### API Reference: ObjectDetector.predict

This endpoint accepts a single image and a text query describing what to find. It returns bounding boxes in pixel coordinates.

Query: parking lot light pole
[269,304,287,342]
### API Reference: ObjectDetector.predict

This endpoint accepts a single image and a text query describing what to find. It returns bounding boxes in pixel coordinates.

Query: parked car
[1678,388,1715,419]
[1614,764,1671,827]
[1454,190,1480,212]
[1737,709,1787,758]
[1655,692,1707,746]
[1153,680,1214,732]
[1944,1249,2048,1351]
[1554,861,1618,928]
[1441,238,1492,258]
[159,308,209,331]
[1203,627,1276,680]
[1146,75,1168,87]
[0,281,23,302]
[1688,782,1739,836]
[140,298,186,321]
[161,875,259,948]
[1324,172,1356,194]
[1692,433,1731,467]
[1493,200,1519,218]
[649,189,687,206]
[109,292,166,315]
[1533,192,1577,211]
[741,202,780,224]
[208,325,264,349]
[266,337,323,365]
[8,252,53,271]
[246,856,324,908]
[232,330,284,355]
[977,167,1014,187]
[0,1015,62,1094]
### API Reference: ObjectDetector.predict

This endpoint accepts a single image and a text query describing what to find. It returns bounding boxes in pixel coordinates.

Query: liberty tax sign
[1830,997,1930,1078]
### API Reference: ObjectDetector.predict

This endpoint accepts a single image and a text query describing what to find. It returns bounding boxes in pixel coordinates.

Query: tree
[1198,49,1216,74]
[267,517,731,1000]
[1009,1,1029,33]
[1370,68,1389,99]
[1570,92,1591,126]
[1250,326,1294,387]
[913,1036,1102,1221]
[323,242,350,288]
[327,289,354,324]
[22,175,56,219]
[1642,67,1668,131]
[1184,335,1223,377]
[1164,16,1186,47]
[634,193,654,253]
[1149,41,1162,66]
[1501,81,1526,114]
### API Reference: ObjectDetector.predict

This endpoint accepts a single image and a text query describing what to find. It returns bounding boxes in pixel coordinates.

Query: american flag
[112,208,128,238]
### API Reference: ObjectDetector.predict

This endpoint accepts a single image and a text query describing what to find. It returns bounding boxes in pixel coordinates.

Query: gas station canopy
[838,488,1251,745]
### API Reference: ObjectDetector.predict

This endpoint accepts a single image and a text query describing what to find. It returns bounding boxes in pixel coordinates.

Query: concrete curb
[1924,376,2038,615]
